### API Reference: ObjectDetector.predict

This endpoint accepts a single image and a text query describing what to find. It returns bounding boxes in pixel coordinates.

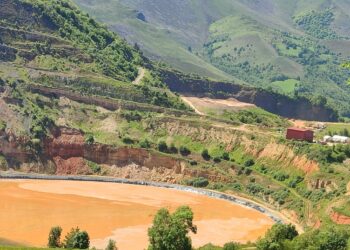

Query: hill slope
[2,1,350,244]
[73,0,350,117]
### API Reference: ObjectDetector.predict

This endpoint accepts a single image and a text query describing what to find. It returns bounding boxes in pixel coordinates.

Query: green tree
[292,227,348,250]
[223,242,240,250]
[48,226,62,248]
[64,227,90,249]
[105,239,118,250]
[148,206,197,250]
[256,223,298,250]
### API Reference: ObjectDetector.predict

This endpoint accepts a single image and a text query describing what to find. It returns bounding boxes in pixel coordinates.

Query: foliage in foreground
[256,223,350,250]
[148,206,197,250]
[47,226,89,249]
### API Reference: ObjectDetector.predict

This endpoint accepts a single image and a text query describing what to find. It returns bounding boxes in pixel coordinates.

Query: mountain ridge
[73,0,350,117]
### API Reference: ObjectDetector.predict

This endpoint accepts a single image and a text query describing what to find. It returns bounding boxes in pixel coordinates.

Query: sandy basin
[0,180,274,249]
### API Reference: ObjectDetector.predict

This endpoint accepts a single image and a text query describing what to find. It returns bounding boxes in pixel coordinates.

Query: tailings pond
[0,180,274,249]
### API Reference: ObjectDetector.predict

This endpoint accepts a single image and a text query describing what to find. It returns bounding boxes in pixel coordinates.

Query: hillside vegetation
[73,0,350,117]
[2,0,350,249]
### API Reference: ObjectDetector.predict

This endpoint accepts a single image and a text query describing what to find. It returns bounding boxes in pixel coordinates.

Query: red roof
[287,127,312,132]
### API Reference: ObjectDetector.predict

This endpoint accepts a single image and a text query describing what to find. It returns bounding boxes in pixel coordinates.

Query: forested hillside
[73,0,350,117]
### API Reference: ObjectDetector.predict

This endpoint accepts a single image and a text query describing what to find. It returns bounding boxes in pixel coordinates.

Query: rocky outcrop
[45,127,185,172]
[0,130,33,165]
[331,211,350,224]
[0,126,229,182]
[54,156,91,175]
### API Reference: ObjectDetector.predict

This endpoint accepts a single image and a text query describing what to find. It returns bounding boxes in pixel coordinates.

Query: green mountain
[73,0,350,117]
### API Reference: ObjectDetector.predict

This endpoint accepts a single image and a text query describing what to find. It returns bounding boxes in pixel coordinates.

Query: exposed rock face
[0,130,32,165]
[161,69,338,122]
[331,211,350,224]
[46,127,85,159]
[54,156,91,175]
[0,126,234,183]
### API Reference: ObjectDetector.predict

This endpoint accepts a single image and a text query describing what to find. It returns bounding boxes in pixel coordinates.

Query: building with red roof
[286,127,314,142]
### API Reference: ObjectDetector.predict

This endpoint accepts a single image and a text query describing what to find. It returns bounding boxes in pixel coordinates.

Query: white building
[324,135,350,143]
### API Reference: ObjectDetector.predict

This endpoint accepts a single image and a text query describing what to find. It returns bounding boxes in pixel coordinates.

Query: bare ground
[181,96,255,115]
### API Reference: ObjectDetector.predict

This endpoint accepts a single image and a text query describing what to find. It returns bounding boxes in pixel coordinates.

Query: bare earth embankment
[181,96,255,115]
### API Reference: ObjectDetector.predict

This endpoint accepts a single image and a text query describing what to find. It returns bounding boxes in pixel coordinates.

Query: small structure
[331,135,350,144]
[286,127,314,142]
[323,135,350,144]
[323,135,332,142]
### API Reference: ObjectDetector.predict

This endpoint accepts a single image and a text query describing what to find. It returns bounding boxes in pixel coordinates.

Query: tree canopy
[148,206,197,250]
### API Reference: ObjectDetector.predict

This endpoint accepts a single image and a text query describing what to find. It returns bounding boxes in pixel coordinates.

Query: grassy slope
[73,0,233,81]
[73,0,350,117]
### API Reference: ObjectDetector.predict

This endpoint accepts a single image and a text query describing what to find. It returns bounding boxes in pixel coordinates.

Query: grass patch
[333,200,350,217]
[271,79,299,95]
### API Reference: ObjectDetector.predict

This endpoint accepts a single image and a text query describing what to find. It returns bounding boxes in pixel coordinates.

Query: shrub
[158,141,168,152]
[121,111,142,122]
[139,139,151,148]
[0,121,6,131]
[87,161,101,174]
[186,177,209,188]
[0,154,8,171]
[222,152,230,161]
[122,136,134,144]
[48,226,62,248]
[213,157,221,163]
[85,134,94,145]
[105,239,118,250]
[63,227,90,249]
[201,149,211,160]
[169,143,178,154]
[228,182,242,191]
[179,146,191,156]
[244,159,255,167]
[223,242,240,250]
[244,168,252,176]
[0,77,5,86]
[273,172,289,182]
[189,160,197,166]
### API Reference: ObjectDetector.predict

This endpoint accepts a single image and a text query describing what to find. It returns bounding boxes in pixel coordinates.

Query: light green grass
[271,79,299,94]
